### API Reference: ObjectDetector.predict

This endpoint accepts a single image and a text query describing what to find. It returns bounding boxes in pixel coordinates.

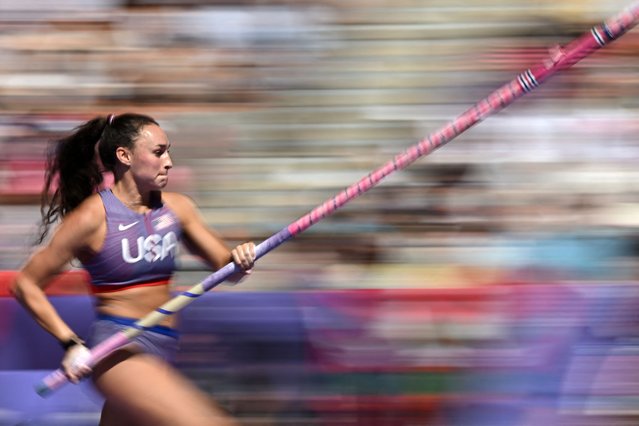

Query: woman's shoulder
[162,191,192,203]
[161,191,198,219]
[48,193,106,249]
[162,191,196,208]
[64,193,106,228]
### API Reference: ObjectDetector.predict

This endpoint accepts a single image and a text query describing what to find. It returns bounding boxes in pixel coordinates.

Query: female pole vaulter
[12,113,255,425]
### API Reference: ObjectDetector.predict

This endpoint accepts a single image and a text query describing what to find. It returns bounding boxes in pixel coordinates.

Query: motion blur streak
[1,1,639,425]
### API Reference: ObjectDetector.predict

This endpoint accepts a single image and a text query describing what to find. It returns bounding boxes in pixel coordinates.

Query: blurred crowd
[1,0,639,424]
[1,0,638,288]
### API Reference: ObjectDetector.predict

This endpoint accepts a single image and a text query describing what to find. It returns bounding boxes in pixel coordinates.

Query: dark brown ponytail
[37,113,158,243]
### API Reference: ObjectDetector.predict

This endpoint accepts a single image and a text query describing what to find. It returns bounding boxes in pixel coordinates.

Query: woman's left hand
[231,242,256,272]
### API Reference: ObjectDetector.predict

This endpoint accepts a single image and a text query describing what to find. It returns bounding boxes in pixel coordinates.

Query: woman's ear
[115,146,132,166]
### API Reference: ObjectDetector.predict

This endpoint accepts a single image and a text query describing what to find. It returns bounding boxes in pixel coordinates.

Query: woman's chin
[156,176,169,188]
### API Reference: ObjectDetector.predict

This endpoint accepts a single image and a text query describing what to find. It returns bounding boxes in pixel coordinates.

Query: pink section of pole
[36,2,639,397]
[287,1,639,236]
[35,331,131,396]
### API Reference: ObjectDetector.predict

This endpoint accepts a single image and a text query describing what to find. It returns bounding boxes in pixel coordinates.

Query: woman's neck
[111,183,158,214]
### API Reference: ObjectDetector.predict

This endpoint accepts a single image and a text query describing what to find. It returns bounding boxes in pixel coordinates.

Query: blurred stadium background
[1,0,639,425]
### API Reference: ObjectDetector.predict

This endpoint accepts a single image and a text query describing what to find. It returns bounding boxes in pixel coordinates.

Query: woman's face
[127,124,173,190]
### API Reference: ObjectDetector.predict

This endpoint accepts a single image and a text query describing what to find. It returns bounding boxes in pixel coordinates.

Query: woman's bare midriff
[94,284,176,328]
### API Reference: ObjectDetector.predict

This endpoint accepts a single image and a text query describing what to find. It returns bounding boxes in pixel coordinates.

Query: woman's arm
[12,247,80,344]
[10,198,103,345]
[163,192,255,279]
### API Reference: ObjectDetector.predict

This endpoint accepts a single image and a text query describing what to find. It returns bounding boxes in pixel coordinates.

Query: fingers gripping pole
[36,2,639,397]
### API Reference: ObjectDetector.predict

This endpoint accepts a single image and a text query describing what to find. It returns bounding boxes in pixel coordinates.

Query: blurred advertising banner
[2,272,638,425]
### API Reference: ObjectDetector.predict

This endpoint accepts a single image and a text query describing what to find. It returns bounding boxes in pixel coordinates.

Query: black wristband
[60,335,85,351]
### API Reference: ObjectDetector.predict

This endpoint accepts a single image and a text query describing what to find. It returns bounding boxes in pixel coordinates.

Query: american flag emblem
[153,214,175,231]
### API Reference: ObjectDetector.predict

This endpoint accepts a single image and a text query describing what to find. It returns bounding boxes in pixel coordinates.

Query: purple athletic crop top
[82,189,182,293]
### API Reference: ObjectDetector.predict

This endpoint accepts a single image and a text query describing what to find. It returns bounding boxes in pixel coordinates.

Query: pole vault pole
[37,1,639,396]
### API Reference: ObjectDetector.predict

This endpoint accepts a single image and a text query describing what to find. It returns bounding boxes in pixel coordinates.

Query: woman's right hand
[61,344,93,383]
